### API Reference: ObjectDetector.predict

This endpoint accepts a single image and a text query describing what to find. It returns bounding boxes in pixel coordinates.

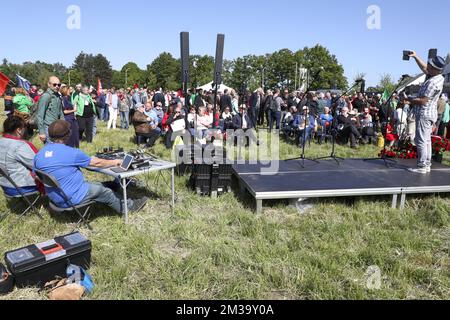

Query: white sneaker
[408,167,427,174]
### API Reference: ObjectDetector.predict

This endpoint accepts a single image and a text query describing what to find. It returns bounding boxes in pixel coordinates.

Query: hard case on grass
[4,232,91,288]
[189,159,233,197]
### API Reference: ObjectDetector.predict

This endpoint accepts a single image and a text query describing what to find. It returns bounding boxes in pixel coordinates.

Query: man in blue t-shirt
[34,120,148,214]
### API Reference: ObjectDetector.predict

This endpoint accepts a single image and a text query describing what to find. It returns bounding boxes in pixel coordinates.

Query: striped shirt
[416,74,444,122]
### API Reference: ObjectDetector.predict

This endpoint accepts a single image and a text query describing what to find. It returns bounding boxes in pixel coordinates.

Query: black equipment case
[188,145,233,197]
[4,232,91,288]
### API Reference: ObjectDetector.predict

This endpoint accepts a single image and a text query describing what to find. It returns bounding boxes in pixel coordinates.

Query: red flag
[0,71,10,97]
[97,78,103,96]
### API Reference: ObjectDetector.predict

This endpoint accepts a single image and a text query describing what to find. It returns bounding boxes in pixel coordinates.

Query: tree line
[3,45,399,93]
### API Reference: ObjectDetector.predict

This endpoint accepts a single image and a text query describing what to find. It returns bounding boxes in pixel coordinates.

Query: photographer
[406,52,445,174]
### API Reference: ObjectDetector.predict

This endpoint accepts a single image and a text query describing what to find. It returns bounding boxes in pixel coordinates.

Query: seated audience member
[144,102,161,135]
[164,103,186,149]
[385,122,398,148]
[132,104,161,148]
[337,107,367,149]
[187,106,197,137]
[162,105,175,133]
[33,120,148,214]
[221,106,233,131]
[394,102,408,138]
[293,106,315,147]
[0,116,42,196]
[155,102,165,130]
[282,106,298,141]
[232,105,257,145]
[196,106,213,140]
[359,107,376,143]
[318,107,334,143]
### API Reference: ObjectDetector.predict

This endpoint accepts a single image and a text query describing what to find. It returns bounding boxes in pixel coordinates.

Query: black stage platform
[232,159,450,214]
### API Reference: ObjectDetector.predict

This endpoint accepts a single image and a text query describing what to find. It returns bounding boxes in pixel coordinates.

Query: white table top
[87,159,176,179]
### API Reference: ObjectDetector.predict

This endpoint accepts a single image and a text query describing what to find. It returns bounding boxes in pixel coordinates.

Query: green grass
[0,119,449,300]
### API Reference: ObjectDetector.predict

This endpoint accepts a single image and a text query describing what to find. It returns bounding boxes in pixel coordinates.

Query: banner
[0,71,10,96]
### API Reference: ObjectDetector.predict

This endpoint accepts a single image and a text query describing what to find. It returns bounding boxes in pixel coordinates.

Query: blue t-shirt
[34,143,91,208]
[144,109,159,125]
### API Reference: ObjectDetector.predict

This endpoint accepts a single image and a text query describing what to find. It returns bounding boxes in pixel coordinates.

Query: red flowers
[380,143,418,159]
[431,136,450,155]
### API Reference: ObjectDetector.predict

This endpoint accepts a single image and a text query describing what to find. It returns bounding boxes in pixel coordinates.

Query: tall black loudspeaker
[180,32,190,87]
[214,34,225,86]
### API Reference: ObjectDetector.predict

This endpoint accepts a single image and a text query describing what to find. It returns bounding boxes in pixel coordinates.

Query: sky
[1,0,449,87]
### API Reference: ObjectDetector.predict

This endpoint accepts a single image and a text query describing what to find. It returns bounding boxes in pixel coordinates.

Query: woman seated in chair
[0,116,42,197]
[318,107,334,144]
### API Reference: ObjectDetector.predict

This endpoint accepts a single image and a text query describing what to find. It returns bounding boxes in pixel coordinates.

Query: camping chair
[34,169,94,231]
[0,167,43,227]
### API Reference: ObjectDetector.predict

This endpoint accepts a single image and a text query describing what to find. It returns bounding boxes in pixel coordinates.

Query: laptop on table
[110,154,134,174]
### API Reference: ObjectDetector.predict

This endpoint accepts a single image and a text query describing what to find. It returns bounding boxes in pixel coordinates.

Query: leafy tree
[377,73,396,93]
[61,69,84,87]
[147,52,179,90]
[189,55,215,88]
[73,52,113,87]
[299,45,348,90]
[120,62,145,88]
[267,49,296,90]
[111,70,123,89]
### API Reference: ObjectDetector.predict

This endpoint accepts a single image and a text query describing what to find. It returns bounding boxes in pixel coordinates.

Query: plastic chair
[34,169,94,230]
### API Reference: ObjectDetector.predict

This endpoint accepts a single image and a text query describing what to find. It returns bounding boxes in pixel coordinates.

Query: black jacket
[153,92,165,106]
[232,113,254,130]
[220,94,232,111]
[194,94,204,108]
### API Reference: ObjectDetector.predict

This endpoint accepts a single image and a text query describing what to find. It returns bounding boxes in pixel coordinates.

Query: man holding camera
[406,51,445,174]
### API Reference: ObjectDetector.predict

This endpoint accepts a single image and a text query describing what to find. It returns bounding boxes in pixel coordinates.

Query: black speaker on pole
[213,34,225,127]
[180,32,190,99]
[214,34,225,87]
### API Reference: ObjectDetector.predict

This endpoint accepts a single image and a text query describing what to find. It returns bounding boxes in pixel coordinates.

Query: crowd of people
[0,50,448,218]
[3,73,450,153]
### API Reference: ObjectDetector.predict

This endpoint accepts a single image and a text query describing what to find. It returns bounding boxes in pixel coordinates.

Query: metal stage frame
[232,159,450,214]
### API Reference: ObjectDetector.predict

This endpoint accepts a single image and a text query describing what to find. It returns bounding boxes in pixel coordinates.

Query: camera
[403,50,413,61]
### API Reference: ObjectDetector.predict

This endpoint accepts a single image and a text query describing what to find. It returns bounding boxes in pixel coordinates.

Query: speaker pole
[213,34,225,129]
[180,32,190,111]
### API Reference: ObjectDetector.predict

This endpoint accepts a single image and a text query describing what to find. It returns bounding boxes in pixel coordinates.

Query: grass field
[0,116,449,300]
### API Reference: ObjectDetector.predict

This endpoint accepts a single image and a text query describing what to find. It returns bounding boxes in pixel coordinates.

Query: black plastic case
[4,232,91,288]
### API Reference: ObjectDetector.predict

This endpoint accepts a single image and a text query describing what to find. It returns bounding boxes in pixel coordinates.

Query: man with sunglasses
[36,76,65,143]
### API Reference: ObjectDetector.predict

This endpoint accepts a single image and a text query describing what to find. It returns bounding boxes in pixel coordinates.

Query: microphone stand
[315,81,362,165]
[285,68,325,167]
[363,76,409,167]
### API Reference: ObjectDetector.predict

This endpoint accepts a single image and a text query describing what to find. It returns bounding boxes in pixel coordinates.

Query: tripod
[315,81,362,165]
[364,76,409,167]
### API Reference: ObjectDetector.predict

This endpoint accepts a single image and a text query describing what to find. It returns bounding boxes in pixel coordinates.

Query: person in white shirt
[106,88,119,130]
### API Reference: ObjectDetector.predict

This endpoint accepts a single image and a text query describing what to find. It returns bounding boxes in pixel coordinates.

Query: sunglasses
[52,83,62,87]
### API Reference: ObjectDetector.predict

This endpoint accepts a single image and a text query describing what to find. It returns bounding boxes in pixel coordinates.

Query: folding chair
[0,167,43,226]
[34,169,94,231]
